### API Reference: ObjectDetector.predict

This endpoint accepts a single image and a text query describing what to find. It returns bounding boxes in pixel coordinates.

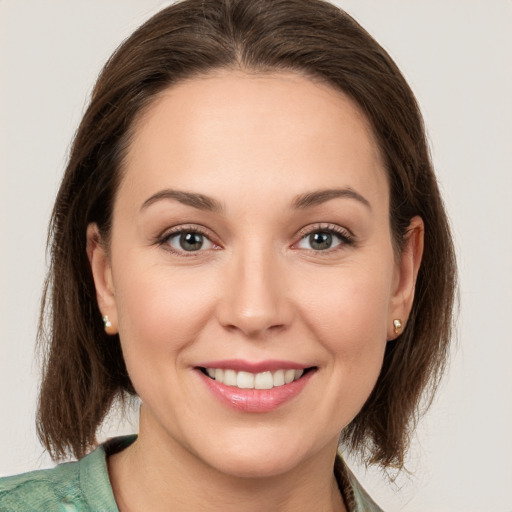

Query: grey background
[1,1,511,510]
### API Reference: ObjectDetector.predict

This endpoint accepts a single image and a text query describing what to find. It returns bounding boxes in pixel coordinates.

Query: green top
[0,436,383,511]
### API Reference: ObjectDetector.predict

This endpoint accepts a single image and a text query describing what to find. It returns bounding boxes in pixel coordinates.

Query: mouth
[194,359,317,412]
[198,366,315,390]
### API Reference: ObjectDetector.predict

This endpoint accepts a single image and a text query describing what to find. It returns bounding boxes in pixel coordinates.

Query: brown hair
[37,0,457,469]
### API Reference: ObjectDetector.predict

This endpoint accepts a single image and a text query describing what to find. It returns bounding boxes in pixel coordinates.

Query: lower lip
[197,369,314,413]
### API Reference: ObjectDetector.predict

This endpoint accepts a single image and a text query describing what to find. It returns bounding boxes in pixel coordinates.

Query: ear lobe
[388,216,424,339]
[86,223,118,333]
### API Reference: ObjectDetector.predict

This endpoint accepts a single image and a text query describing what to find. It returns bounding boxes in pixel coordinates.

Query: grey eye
[168,232,213,252]
[297,231,343,251]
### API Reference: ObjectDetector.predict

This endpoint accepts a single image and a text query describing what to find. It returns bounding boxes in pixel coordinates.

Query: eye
[295,226,353,251]
[165,229,214,252]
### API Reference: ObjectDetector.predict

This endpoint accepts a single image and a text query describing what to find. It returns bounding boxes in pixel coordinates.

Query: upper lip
[195,359,312,373]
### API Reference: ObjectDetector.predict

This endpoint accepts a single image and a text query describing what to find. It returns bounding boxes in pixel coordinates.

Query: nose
[215,242,294,339]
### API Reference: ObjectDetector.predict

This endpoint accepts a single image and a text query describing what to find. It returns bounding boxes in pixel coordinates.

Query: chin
[194,434,318,480]
[209,451,302,479]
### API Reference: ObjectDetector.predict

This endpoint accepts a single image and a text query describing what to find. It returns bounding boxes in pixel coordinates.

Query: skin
[87,70,423,512]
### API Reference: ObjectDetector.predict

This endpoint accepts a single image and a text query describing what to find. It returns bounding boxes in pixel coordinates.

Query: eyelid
[293,223,355,251]
[155,222,354,257]
[295,222,353,240]
[157,224,221,256]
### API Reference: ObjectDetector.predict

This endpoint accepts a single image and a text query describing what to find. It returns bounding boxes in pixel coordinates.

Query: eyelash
[295,223,355,253]
[157,225,216,258]
[157,223,355,257]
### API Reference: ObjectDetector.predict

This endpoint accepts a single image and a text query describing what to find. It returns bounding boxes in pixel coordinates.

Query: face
[89,70,420,478]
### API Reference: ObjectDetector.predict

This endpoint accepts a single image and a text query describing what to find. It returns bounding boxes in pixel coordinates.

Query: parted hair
[37,0,457,469]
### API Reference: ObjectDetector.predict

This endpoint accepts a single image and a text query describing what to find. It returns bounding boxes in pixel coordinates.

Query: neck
[108,413,346,512]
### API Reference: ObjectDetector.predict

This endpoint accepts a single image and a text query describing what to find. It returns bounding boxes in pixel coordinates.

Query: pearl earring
[102,315,116,335]
[393,319,403,335]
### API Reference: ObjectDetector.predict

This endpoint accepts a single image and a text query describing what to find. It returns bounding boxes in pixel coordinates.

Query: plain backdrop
[1,1,511,511]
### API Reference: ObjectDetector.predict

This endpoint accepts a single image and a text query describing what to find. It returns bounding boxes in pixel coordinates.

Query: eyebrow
[140,187,371,213]
[141,189,224,213]
[292,188,371,210]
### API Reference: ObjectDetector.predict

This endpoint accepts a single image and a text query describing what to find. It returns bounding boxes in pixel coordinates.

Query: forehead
[118,69,388,214]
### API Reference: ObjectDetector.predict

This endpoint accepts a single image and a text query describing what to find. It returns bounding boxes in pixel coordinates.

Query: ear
[86,223,118,335]
[388,216,424,339]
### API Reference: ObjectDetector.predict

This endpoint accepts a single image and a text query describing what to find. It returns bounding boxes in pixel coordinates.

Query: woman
[0,0,456,510]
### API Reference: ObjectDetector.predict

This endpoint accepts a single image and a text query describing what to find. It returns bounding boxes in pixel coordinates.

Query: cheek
[300,262,392,343]
[295,258,393,397]
[112,260,218,370]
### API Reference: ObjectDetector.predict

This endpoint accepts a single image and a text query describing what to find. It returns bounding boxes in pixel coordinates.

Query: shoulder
[0,436,135,512]
[0,460,83,511]
[334,455,385,512]
[349,474,385,512]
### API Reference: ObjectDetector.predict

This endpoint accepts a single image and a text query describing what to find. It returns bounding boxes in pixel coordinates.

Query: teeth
[273,369,285,387]
[204,367,307,389]
[223,369,237,386]
[237,371,254,389]
[254,371,273,390]
[284,369,295,384]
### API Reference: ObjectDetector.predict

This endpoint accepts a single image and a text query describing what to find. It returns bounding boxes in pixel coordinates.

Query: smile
[202,368,305,389]
[196,361,316,412]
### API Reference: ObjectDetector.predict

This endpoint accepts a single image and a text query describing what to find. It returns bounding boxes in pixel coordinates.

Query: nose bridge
[217,236,291,337]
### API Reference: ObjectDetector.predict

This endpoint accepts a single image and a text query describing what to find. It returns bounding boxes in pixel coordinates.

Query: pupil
[180,232,203,251]
[310,232,332,250]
